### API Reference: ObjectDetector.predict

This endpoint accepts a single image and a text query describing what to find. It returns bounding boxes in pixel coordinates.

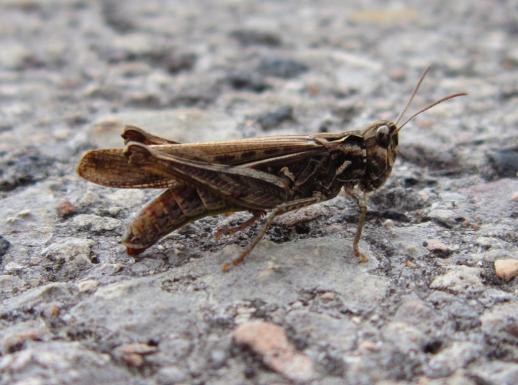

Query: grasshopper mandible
[77,68,466,271]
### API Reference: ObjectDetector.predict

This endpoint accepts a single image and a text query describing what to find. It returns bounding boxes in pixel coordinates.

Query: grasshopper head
[359,120,399,191]
[358,68,467,192]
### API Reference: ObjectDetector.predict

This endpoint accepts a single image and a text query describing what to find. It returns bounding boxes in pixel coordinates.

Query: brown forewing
[77,134,328,189]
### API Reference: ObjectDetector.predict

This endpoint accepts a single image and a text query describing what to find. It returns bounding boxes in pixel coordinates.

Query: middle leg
[214,210,265,240]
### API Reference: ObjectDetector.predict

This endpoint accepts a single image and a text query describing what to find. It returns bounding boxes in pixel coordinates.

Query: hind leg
[222,195,322,272]
[122,125,180,145]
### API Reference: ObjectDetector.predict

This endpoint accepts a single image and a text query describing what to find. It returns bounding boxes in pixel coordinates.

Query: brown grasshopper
[77,68,465,271]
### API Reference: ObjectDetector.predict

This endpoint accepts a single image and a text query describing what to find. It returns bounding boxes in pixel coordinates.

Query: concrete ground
[0,1,517,384]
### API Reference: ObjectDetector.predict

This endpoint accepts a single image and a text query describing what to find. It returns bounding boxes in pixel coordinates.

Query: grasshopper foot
[221,247,252,272]
[354,249,369,263]
[221,262,234,272]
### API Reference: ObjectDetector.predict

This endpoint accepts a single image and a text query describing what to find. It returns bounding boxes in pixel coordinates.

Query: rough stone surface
[430,266,484,293]
[0,1,517,384]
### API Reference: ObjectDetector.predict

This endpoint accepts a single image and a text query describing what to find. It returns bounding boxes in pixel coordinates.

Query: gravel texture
[1,1,517,384]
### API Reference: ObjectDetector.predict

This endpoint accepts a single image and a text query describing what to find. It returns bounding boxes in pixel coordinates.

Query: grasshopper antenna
[397,92,467,132]
[395,66,431,127]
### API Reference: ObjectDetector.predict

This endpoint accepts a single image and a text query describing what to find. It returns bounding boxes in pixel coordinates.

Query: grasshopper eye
[376,125,390,147]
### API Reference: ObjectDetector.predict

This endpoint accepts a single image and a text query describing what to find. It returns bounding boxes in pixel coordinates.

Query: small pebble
[123,353,144,367]
[383,219,395,230]
[17,209,32,218]
[233,321,314,382]
[118,343,158,368]
[357,340,379,353]
[388,68,406,81]
[210,349,227,368]
[44,303,61,319]
[424,239,452,257]
[235,305,256,324]
[405,260,416,268]
[487,147,518,179]
[77,280,99,292]
[494,259,518,281]
[320,292,336,301]
[119,343,158,355]
[428,208,457,228]
[56,199,76,218]
[0,235,10,258]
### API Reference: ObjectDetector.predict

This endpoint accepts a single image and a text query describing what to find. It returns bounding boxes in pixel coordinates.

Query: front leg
[344,188,369,263]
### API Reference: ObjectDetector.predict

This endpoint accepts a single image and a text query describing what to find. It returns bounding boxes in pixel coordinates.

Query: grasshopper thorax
[359,120,399,192]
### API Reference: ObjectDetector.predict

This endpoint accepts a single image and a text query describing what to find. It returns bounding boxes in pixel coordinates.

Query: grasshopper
[77,68,465,271]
